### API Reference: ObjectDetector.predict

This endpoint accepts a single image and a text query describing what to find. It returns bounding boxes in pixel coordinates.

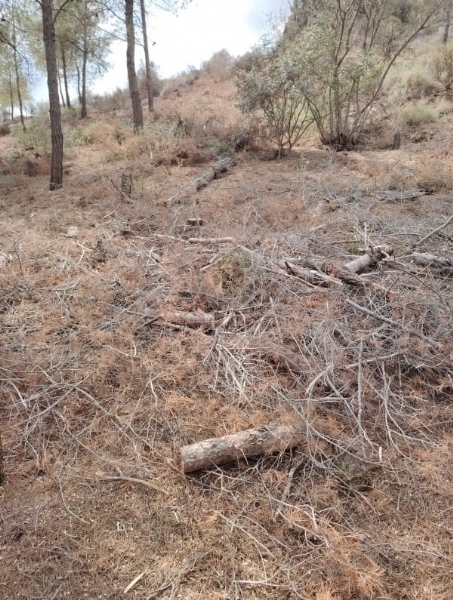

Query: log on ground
[180,424,304,473]
[344,245,393,274]
[161,310,214,328]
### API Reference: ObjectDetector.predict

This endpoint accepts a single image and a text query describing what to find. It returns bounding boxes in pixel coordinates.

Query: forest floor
[1,73,452,600]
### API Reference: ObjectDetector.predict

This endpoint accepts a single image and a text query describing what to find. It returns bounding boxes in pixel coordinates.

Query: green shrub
[433,45,453,91]
[406,72,437,99]
[235,49,313,157]
[201,49,234,78]
[400,104,437,126]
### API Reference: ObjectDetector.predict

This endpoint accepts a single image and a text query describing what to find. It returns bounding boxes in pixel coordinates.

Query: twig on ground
[412,213,453,249]
[275,456,305,517]
[98,474,168,494]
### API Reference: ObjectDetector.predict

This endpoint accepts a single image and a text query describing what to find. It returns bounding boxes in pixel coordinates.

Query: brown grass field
[1,60,453,599]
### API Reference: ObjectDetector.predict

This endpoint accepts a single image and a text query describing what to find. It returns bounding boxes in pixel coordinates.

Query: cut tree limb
[344,245,393,274]
[193,157,236,191]
[277,260,333,286]
[412,213,453,249]
[161,310,214,328]
[411,252,452,273]
[180,424,304,473]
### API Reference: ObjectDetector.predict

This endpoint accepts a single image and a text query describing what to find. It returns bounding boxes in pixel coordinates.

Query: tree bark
[11,17,26,131]
[443,0,452,44]
[80,48,88,118]
[180,425,304,473]
[41,0,64,190]
[140,0,154,112]
[125,0,143,131]
[61,43,71,108]
[57,63,66,107]
[9,71,14,120]
[76,64,82,104]
[344,245,393,274]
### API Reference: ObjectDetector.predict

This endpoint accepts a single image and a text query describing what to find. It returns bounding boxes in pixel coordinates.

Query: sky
[91,0,290,94]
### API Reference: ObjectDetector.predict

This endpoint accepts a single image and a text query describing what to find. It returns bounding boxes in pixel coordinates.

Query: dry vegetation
[1,44,453,600]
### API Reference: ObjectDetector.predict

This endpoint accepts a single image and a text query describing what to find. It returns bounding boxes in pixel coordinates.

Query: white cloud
[93,0,269,94]
[33,0,286,99]
[245,0,291,33]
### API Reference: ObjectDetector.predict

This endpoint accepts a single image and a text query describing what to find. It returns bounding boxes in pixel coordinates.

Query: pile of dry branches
[1,180,452,598]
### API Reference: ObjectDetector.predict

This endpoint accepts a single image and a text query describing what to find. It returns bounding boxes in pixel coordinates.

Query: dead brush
[1,96,453,600]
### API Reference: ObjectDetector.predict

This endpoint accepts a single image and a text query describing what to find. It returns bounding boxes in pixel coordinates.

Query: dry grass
[1,62,453,600]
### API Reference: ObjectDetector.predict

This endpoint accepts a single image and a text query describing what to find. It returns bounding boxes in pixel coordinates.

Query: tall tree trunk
[140,0,153,112]
[58,64,66,107]
[9,71,14,121]
[61,43,71,108]
[443,1,452,44]
[11,17,26,131]
[41,0,64,190]
[80,48,88,118]
[76,64,82,104]
[125,0,143,131]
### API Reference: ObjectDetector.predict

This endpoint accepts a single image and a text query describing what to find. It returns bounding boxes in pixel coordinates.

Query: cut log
[277,260,333,286]
[161,310,214,328]
[187,218,204,226]
[193,157,236,191]
[411,252,452,269]
[180,424,304,473]
[344,245,393,274]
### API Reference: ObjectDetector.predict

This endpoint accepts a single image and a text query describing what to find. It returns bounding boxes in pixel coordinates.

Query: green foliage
[406,71,437,99]
[245,0,448,150]
[433,44,453,91]
[0,1,34,120]
[400,103,437,126]
[20,115,51,155]
[235,47,313,156]
[201,49,234,77]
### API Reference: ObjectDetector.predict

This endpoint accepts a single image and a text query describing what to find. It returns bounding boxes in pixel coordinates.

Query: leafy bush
[400,104,437,126]
[406,71,437,99]
[21,114,50,155]
[235,48,313,157]
[433,45,453,91]
[201,49,234,78]
[160,67,201,98]
[239,0,446,150]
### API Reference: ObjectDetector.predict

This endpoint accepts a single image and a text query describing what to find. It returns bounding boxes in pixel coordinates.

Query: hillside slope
[1,72,452,600]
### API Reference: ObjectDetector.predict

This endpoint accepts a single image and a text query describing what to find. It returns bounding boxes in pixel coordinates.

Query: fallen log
[193,157,236,191]
[344,245,393,274]
[161,310,214,328]
[187,218,204,226]
[180,424,304,473]
[277,260,333,286]
[411,252,452,270]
